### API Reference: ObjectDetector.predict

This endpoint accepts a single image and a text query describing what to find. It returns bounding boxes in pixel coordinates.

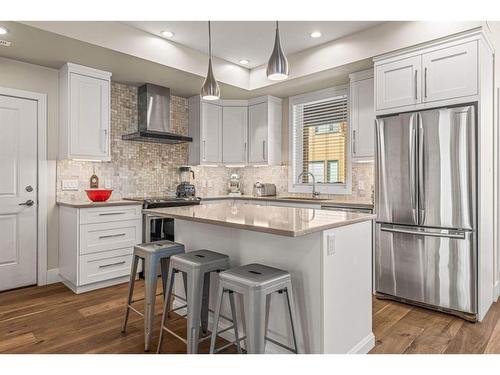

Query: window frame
[288,85,352,195]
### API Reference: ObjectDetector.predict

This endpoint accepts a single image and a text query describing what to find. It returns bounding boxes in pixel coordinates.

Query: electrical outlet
[358,180,365,191]
[202,179,207,188]
[327,234,336,256]
[104,179,112,189]
[62,179,78,191]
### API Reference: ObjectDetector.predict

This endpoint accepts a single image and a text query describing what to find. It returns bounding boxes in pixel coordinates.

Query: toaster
[253,182,276,197]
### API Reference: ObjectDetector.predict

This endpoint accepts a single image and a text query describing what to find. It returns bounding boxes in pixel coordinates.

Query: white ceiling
[123,21,382,68]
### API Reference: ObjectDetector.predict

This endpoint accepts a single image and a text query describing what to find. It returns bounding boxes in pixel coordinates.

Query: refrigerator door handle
[380,225,466,240]
[417,113,426,224]
[408,114,417,214]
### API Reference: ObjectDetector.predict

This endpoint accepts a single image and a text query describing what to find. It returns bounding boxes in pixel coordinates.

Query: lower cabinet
[58,204,142,293]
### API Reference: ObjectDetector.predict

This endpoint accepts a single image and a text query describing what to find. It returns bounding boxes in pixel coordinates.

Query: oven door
[143,214,175,243]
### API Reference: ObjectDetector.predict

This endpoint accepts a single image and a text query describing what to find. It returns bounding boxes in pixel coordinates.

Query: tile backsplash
[57,82,374,204]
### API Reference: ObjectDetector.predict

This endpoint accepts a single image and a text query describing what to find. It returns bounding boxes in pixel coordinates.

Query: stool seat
[134,240,185,258]
[220,263,289,289]
[171,250,229,270]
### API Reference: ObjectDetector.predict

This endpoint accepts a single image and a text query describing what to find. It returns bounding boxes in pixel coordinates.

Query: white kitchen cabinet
[422,41,478,103]
[248,96,282,165]
[223,106,248,163]
[375,55,421,111]
[188,97,223,164]
[374,37,480,114]
[349,70,375,159]
[59,63,111,161]
[58,204,142,294]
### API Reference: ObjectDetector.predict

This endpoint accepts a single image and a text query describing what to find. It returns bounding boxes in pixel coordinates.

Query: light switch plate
[104,179,112,189]
[327,234,336,256]
[62,179,78,191]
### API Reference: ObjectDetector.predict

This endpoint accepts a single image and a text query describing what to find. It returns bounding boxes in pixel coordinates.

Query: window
[289,86,351,194]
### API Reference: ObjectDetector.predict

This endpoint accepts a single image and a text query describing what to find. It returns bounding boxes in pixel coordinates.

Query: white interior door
[0,95,38,291]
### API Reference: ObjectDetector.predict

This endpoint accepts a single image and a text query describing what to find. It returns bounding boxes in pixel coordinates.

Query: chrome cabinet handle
[99,261,126,269]
[352,130,357,155]
[203,140,206,160]
[99,233,126,239]
[244,142,247,161]
[424,67,427,99]
[414,70,418,100]
[99,212,125,216]
[262,140,266,161]
[19,200,34,207]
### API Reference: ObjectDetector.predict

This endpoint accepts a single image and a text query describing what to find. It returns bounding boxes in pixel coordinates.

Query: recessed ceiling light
[161,30,174,38]
[310,31,322,38]
[0,26,8,35]
[239,59,249,65]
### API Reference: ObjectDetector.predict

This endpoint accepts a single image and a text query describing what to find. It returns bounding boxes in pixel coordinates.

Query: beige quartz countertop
[201,195,374,210]
[56,199,143,208]
[144,202,375,237]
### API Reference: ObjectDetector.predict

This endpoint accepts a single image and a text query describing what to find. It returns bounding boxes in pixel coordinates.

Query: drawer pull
[98,233,126,239]
[99,212,126,216]
[99,261,126,269]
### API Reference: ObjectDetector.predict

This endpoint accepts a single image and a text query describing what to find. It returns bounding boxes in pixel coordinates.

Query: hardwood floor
[1,281,499,354]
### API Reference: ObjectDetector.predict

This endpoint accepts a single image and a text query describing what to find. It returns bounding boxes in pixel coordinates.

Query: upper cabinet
[375,39,479,114]
[350,69,375,159]
[248,97,282,165]
[59,63,112,161]
[223,105,248,164]
[188,96,281,166]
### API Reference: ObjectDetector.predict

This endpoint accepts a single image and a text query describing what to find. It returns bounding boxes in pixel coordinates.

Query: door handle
[380,225,466,240]
[262,140,266,160]
[19,200,34,207]
[418,114,425,224]
[414,70,418,100]
[408,115,417,212]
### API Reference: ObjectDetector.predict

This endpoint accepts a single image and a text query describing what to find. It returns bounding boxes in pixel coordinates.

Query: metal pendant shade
[266,21,289,81]
[201,21,221,100]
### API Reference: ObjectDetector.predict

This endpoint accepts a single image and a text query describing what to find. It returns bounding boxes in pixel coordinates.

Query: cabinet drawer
[79,248,133,285]
[80,220,141,255]
[79,205,142,224]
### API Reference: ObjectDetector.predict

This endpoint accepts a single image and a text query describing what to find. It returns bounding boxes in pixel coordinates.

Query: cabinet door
[422,41,478,103]
[223,106,248,163]
[375,55,421,110]
[351,77,375,158]
[201,102,222,163]
[248,103,268,163]
[69,73,110,159]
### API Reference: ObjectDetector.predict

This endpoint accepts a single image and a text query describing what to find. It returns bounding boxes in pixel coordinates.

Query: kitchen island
[144,202,375,354]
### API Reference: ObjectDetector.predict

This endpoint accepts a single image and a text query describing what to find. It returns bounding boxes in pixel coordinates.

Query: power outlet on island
[327,234,336,256]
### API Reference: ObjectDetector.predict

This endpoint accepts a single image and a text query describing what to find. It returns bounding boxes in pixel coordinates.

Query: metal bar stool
[210,263,299,354]
[157,249,242,354]
[121,240,185,351]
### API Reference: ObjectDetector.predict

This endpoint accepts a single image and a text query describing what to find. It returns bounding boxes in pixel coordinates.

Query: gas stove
[123,196,201,209]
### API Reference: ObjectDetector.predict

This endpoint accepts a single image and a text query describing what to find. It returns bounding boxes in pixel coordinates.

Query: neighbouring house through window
[289,86,351,194]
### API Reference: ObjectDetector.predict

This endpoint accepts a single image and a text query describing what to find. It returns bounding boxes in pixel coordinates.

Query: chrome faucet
[297,171,320,199]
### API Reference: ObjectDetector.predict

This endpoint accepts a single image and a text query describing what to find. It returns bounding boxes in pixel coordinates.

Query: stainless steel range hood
[122,83,192,144]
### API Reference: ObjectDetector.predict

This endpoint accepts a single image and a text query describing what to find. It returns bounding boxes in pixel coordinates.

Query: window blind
[292,93,348,186]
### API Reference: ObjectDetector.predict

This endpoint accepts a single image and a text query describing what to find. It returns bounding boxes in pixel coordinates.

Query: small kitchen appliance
[176,166,196,198]
[228,173,242,196]
[252,182,276,197]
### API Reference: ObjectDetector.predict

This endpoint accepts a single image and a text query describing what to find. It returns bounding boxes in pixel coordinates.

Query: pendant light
[201,21,221,100]
[266,21,289,81]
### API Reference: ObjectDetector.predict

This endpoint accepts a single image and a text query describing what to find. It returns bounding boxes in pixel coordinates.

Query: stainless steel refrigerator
[375,105,477,320]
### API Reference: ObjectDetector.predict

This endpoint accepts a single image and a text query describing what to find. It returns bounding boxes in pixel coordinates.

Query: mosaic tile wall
[57,82,374,204]
[57,82,190,200]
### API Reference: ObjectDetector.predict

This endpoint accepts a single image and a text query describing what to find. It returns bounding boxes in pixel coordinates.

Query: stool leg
[157,264,175,354]
[228,291,242,354]
[186,270,204,354]
[143,255,159,352]
[243,291,267,354]
[284,284,299,354]
[209,283,225,354]
[201,272,211,334]
[121,254,139,333]
[160,258,170,300]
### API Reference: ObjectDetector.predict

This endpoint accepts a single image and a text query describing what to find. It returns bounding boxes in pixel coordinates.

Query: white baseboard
[495,280,500,301]
[347,332,375,354]
[46,268,62,284]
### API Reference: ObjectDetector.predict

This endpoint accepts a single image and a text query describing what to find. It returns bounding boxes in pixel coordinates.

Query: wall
[57,83,189,200]
[0,57,59,270]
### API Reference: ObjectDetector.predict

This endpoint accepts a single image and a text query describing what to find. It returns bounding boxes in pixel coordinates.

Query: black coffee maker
[176,166,196,198]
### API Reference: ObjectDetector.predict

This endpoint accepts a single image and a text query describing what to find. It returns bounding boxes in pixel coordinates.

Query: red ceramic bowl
[85,189,113,202]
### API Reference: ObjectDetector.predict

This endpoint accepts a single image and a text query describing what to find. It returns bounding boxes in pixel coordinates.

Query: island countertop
[144,201,375,237]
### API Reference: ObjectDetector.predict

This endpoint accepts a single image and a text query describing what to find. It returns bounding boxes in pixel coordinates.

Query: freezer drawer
[375,223,476,314]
